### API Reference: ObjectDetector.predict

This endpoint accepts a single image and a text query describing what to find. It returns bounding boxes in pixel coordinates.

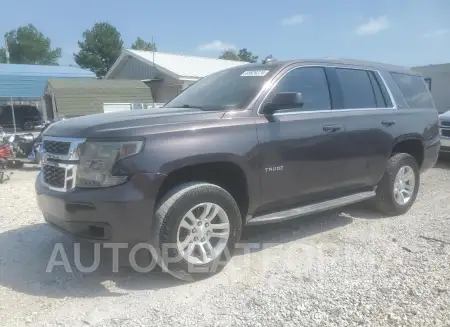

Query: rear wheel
[152,182,242,281]
[22,120,35,130]
[374,153,420,215]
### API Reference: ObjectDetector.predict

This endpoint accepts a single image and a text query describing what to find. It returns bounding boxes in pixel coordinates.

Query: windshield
[164,65,280,110]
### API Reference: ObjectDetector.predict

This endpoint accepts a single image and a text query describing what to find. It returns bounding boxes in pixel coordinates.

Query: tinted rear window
[335,68,377,109]
[390,73,434,108]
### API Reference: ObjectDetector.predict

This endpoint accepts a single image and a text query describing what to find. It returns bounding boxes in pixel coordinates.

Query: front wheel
[374,153,420,215]
[152,182,242,281]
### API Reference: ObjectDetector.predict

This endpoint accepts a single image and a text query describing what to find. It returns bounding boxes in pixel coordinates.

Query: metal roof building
[106,49,247,81]
[0,63,95,99]
[412,63,450,114]
[105,49,247,104]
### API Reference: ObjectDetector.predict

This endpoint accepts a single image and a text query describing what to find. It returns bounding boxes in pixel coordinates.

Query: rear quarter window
[390,72,434,109]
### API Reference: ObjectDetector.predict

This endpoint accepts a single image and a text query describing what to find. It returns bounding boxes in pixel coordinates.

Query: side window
[424,77,431,91]
[391,73,434,108]
[335,68,377,109]
[269,67,331,111]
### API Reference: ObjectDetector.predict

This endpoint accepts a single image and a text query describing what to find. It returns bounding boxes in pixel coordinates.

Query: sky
[0,0,449,67]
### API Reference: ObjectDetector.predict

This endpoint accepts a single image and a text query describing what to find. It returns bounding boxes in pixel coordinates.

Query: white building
[412,63,450,114]
[105,49,247,106]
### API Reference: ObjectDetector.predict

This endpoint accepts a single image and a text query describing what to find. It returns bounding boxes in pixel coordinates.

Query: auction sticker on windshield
[240,70,270,77]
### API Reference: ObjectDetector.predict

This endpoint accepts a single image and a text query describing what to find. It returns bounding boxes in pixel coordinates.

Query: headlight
[76,140,143,188]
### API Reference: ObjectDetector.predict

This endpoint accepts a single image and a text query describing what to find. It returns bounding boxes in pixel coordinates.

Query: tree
[131,37,157,51]
[219,48,259,63]
[0,24,61,65]
[237,48,258,63]
[0,49,6,63]
[219,49,240,61]
[74,22,124,78]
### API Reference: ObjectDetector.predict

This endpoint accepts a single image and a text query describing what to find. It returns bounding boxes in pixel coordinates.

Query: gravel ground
[0,163,449,327]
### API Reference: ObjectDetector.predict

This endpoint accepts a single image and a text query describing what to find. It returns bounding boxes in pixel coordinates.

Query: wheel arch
[391,134,425,168]
[155,155,254,219]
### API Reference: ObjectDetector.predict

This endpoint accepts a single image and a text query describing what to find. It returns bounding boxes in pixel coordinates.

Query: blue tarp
[0,63,95,98]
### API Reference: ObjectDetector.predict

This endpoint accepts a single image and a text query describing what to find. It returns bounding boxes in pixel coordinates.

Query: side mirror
[261,92,304,115]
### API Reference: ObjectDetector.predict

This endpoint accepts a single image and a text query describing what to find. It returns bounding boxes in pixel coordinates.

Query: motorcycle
[28,120,54,164]
[0,135,14,183]
[0,119,61,168]
[7,133,37,168]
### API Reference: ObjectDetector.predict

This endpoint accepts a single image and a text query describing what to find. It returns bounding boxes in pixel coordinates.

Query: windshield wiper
[165,104,203,109]
[165,104,228,111]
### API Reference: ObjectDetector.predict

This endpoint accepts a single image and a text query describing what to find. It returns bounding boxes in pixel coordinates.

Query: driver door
[256,66,349,211]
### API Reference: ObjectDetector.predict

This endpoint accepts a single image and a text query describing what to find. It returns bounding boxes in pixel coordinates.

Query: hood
[44,108,225,138]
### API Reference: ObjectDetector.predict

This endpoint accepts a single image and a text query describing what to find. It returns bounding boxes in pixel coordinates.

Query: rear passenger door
[329,67,396,188]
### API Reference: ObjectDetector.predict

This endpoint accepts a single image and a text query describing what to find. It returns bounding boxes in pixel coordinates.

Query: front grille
[43,140,71,155]
[442,129,450,137]
[441,121,450,127]
[42,165,66,188]
[41,137,85,192]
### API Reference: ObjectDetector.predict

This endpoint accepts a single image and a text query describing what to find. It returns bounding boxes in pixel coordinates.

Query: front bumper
[36,172,166,243]
[439,136,450,153]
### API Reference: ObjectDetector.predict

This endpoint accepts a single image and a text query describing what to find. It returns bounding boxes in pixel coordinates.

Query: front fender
[120,122,262,213]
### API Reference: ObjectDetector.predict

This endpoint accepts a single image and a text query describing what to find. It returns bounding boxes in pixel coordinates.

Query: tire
[151,182,242,281]
[374,153,420,215]
[22,121,35,131]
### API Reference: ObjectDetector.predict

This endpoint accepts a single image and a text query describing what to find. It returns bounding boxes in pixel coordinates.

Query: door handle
[382,120,396,126]
[323,124,342,132]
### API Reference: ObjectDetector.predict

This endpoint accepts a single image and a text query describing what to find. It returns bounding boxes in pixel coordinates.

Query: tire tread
[375,153,420,215]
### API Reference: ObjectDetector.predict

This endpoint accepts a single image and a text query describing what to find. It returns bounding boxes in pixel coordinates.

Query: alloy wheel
[176,202,230,265]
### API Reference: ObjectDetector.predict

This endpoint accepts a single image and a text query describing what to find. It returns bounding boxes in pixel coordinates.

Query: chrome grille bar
[40,136,86,192]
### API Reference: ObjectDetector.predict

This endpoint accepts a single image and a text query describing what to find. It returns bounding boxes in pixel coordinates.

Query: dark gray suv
[0,104,44,130]
[35,59,440,278]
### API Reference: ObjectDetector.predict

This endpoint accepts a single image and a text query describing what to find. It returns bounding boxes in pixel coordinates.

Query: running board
[246,191,376,226]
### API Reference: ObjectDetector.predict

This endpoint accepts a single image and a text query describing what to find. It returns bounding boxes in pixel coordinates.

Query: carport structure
[0,63,94,132]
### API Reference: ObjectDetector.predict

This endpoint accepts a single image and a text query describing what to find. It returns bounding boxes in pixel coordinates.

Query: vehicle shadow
[0,224,185,298]
[236,200,383,255]
[434,156,450,170]
[237,210,352,255]
[0,202,380,298]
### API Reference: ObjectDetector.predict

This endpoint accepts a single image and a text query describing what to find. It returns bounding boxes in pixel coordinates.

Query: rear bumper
[421,135,440,172]
[36,172,166,243]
